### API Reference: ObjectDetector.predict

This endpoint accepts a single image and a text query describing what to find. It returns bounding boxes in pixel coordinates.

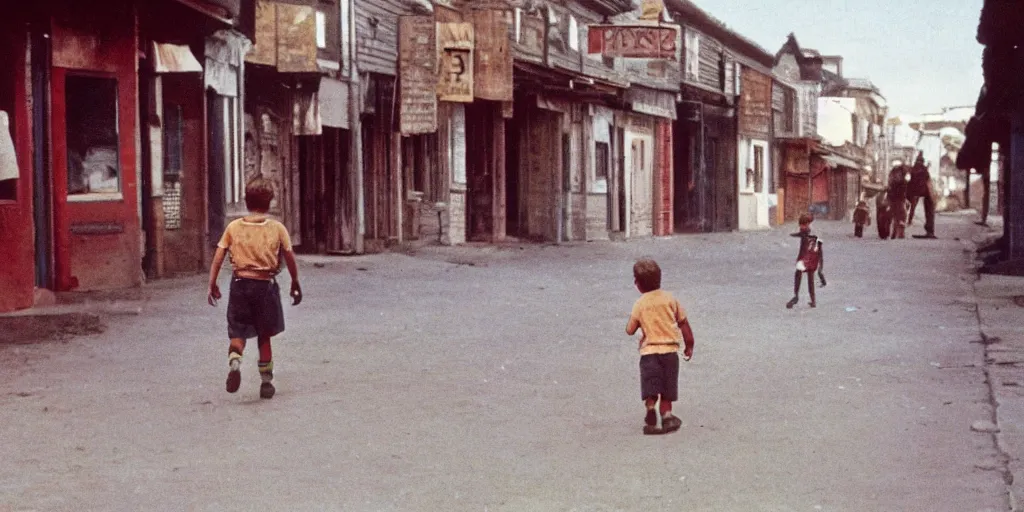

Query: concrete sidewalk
[970,219,1024,510]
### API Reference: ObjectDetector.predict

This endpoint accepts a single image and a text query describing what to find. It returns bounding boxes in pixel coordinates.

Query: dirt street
[0,215,1008,511]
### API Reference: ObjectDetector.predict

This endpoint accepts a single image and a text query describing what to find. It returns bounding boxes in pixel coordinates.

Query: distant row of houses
[0,0,895,312]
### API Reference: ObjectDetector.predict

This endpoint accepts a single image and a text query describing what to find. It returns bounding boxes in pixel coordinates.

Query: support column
[491,102,506,242]
[1009,104,1024,260]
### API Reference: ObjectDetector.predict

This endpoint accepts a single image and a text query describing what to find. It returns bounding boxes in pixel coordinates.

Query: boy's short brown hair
[798,213,814,225]
[245,177,274,212]
[633,258,662,293]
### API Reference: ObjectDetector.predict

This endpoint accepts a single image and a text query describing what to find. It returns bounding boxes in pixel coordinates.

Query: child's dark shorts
[226,277,285,340]
[639,352,679,401]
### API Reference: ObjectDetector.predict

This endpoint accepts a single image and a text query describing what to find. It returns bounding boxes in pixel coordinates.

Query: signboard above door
[587,24,678,60]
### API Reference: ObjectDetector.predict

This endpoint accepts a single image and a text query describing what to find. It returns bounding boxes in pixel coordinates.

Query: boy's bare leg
[787,271,801,308]
[227,338,246,393]
[644,398,657,427]
[807,273,817,308]
[257,335,275,399]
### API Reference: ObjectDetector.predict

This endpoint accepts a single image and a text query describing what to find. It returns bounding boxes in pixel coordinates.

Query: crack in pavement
[971,269,1018,511]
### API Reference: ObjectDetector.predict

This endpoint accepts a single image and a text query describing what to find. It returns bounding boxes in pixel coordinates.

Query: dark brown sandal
[662,415,682,433]
[643,424,666,435]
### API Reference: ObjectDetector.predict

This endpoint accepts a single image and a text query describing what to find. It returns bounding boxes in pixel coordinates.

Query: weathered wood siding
[797,82,818,138]
[355,0,410,76]
[697,30,724,92]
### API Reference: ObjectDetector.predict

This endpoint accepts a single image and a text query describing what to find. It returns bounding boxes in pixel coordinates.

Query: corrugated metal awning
[171,0,238,24]
[821,153,861,170]
[153,43,203,73]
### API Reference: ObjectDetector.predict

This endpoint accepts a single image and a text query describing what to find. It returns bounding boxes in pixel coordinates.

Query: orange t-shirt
[217,217,293,278]
[627,289,686,356]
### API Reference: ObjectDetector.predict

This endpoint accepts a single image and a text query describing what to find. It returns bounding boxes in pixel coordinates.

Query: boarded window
[595,141,609,180]
[66,75,120,196]
[784,89,796,133]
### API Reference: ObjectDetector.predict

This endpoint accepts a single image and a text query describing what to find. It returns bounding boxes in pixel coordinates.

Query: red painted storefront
[0,22,36,312]
[50,2,142,292]
[0,1,142,313]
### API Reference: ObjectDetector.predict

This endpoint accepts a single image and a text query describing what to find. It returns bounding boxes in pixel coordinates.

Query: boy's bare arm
[207,247,228,306]
[282,249,303,305]
[626,315,639,336]
[679,318,695,357]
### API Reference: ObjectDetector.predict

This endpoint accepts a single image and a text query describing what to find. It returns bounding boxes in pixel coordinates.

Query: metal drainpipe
[348,0,365,254]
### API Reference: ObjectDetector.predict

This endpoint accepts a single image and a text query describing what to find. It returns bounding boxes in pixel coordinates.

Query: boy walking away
[627,259,696,435]
[207,177,302,399]
[853,200,870,238]
[787,214,826,309]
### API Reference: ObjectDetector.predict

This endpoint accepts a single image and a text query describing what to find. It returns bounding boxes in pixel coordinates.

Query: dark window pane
[66,75,119,195]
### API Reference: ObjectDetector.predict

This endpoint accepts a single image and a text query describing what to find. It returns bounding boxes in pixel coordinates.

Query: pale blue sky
[689,0,985,118]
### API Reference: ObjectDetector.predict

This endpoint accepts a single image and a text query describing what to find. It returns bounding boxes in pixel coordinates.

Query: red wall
[0,28,36,312]
[50,3,142,291]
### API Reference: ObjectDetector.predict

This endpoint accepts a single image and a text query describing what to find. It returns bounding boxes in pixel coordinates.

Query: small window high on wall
[66,75,120,197]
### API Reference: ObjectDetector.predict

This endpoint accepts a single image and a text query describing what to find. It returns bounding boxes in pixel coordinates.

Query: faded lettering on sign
[399,16,438,135]
[587,24,678,60]
[437,23,474,103]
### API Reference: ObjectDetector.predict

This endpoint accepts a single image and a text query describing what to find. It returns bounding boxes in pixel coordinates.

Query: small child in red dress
[787,214,826,309]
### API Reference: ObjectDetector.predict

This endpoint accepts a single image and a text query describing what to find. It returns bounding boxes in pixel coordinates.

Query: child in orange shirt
[627,259,696,435]
[207,177,302,399]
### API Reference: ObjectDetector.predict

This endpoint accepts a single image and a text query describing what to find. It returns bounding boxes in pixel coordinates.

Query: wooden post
[393,131,403,244]
[492,102,506,242]
[1009,104,1024,260]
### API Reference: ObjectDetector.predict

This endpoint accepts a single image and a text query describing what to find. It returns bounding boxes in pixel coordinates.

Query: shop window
[163,105,184,230]
[753,145,765,193]
[66,75,120,196]
[0,111,16,201]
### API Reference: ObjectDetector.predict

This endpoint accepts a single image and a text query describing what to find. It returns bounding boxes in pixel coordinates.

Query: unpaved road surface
[0,215,1007,511]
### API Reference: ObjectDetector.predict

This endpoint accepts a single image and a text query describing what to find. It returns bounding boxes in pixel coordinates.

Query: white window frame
[316,11,328,49]
[685,28,700,81]
[568,15,579,51]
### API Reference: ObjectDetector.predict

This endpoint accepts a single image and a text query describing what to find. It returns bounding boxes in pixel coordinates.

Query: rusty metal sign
[587,24,678,59]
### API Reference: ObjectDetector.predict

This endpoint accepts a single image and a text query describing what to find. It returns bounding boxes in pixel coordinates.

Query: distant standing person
[207,177,303,399]
[875,186,891,240]
[787,214,826,309]
[626,259,696,435]
[853,200,870,238]
[907,152,937,239]
[887,165,910,239]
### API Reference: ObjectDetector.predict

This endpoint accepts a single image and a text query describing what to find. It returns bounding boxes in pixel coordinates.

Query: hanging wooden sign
[586,24,678,59]
[437,22,474,103]
[276,3,318,73]
[246,0,277,66]
[399,15,438,135]
[472,10,513,102]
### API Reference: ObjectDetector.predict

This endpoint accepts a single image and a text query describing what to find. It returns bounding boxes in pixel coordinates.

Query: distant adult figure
[886,164,910,239]
[906,152,937,239]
